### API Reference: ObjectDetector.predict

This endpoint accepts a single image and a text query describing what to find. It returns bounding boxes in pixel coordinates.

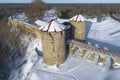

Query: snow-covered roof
[35,20,46,27]
[69,14,87,22]
[39,20,68,32]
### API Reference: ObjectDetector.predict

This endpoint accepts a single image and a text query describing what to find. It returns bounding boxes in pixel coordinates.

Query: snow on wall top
[69,14,87,22]
[87,18,97,22]
[13,12,28,21]
[39,20,68,32]
[12,12,32,24]
[57,18,69,23]
[15,13,27,20]
[35,20,47,27]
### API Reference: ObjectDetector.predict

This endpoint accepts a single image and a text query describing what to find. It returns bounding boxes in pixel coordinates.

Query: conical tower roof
[70,14,87,21]
[39,20,67,32]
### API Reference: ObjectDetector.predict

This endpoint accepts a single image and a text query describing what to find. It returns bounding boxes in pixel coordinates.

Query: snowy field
[8,40,120,80]
[87,17,120,52]
[34,56,120,80]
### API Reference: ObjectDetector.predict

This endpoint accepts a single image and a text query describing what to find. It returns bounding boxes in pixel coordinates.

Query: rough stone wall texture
[8,18,41,38]
[70,21,86,41]
[41,31,66,66]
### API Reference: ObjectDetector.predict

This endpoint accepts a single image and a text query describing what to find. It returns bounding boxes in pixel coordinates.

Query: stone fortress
[8,12,120,67]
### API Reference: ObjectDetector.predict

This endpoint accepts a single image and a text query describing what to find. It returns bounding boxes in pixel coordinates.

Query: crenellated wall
[69,40,120,65]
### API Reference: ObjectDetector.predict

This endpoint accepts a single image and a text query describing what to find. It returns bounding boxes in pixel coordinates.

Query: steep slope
[0,17,42,80]
[8,35,42,80]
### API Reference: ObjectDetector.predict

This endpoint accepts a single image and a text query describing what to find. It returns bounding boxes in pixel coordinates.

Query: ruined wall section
[41,31,66,66]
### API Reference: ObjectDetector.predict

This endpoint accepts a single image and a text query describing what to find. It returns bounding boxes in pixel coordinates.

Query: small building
[69,14,87,41]
[39,20,69,66]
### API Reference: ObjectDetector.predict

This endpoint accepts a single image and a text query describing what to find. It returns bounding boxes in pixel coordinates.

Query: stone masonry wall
[70,21,86,41]
[41,31,66,66]
[8,17,41,38]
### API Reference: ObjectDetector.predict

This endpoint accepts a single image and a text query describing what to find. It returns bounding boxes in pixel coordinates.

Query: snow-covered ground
[8,40,120,80]
[87,17,120,52]
[7,34,120,80]
[8,35,42,80]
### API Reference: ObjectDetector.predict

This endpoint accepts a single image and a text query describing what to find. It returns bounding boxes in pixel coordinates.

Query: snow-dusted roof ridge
[69,14,87,22]
[39,20,67,32]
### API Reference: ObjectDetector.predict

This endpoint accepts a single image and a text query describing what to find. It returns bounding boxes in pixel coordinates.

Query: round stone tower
[69,14,87,41]
[39,20,67,66]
